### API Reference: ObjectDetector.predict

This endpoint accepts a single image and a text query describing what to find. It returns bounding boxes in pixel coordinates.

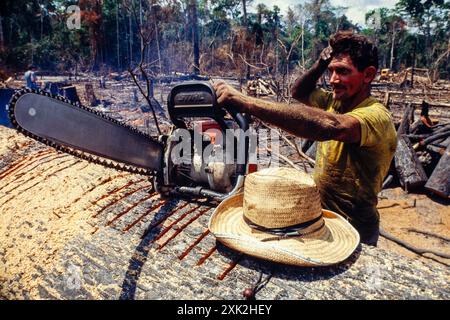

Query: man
[24,64,39,90]
[213,31,397,246]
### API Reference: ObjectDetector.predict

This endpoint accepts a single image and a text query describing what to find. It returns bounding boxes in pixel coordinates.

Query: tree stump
[84,83,99,107]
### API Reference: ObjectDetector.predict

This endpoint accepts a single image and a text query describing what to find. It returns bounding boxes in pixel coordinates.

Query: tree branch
[380,228,450,260]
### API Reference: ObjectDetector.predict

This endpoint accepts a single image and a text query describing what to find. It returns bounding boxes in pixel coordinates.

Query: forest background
[0,0,448,81]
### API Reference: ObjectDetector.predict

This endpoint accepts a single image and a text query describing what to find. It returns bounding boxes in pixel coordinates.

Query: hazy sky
[251,0,398,26]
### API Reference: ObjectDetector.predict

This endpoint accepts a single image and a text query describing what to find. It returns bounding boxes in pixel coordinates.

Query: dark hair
[329,31,379,71]
[28,64,36,70]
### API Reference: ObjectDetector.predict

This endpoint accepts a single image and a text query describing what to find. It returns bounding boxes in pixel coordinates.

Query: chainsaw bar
[8,88,163,175]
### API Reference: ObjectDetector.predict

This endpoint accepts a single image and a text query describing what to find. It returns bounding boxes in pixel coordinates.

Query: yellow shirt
[308,88,397,224]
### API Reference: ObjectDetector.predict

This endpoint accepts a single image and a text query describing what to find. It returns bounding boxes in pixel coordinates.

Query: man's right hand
[213,80,250,113]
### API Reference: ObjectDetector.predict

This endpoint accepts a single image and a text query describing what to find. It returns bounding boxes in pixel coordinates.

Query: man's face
[328,54,367,101]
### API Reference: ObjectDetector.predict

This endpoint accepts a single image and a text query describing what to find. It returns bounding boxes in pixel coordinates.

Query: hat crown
[243,167,322,229]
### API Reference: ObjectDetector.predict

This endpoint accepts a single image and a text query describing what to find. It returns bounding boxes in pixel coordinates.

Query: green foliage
[0,0,448,79]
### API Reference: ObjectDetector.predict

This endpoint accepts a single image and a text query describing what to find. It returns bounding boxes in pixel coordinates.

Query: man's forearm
[243,98,345,142]
[291,59,329,103]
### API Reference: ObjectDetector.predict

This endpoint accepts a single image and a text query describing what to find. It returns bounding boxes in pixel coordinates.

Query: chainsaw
[7,81,250,201]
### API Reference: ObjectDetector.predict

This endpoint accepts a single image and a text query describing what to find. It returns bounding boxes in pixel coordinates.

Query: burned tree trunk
[425,144,450,198]
[60,86,80,104]
[397,103,414,136]
[394,103,428,191]
[84,84,99,107]
[395,135,428,191]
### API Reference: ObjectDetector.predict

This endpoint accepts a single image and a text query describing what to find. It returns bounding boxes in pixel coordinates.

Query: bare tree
[242,0,250,79]
[124,0,162,135]
[291,4,307,69]
[188,0,200,74]
[431,39,450,82]
[278,32,302,101]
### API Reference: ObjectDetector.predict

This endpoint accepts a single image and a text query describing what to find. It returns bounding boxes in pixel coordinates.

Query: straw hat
[208,167,360,267]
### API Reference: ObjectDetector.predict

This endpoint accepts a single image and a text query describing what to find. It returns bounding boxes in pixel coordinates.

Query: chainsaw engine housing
[155,81,249,201]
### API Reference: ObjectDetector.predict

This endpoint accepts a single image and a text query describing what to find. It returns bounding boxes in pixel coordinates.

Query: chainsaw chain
[8,87,156,176]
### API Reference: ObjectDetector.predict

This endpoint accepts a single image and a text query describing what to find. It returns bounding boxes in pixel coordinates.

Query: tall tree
[242,0,248,25]
[286,7,296,35]
[388,16,406,70]
[80,0,104,70]
[306,0,329,60]
[242,0,254,79]
[256,3,267,25]
[396,0,449,65]
[188,0,200,74]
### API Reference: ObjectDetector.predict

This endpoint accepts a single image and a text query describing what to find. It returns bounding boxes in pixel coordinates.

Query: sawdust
[0,130,31,155]
[0,126,146,298]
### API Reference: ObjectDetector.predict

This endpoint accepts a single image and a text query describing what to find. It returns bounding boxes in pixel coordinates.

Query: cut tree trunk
[397,103,413,136]
[395,135,428,191]
[425,144,450,198]
[60,86,80,103]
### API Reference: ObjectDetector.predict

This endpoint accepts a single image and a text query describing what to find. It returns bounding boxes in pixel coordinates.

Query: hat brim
[208,193,360,267]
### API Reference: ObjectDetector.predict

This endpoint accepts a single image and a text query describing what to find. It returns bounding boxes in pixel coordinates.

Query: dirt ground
[377,187,449,266]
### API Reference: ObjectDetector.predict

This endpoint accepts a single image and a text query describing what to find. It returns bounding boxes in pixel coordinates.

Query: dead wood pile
[393,101,450,199]
[246,78,278,97]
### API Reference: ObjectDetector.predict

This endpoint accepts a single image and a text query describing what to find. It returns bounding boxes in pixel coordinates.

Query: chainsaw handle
[224,106,249,175]
[225,105,249,131]
[167,81,249,176]
[167,81,249,131]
